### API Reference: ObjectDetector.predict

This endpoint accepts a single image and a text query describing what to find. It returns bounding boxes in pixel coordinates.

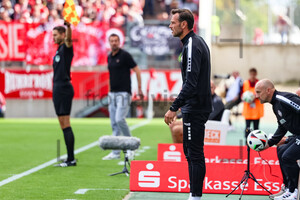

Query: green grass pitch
[0,118,274,200]
[0,118,172,200]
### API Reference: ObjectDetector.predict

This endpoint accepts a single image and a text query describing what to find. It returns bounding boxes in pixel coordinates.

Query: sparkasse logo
[138,163,160,188]
[163,145,181,162]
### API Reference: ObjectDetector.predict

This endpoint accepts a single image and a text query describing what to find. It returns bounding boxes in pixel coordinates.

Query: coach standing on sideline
[102,33,144,160]
[255,79,300,199]
[164,9,212,200]
[52,21,76,167]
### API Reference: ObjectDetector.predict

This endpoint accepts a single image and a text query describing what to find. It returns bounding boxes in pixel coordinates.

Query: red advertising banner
[130,161,282,195]
[0,69,182,100]
[0,69,109,99]
[0,22,28,61]
[131,69,182,100]
[71,71,109,100]
[0,70,54,99]
[0,22,122,66]
[157,144,279,165]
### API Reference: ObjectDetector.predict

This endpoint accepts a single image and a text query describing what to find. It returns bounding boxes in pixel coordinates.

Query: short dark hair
[171,9,194,30]
[53,26,66,34]
[109,33,120,41]
[249,68,257,74]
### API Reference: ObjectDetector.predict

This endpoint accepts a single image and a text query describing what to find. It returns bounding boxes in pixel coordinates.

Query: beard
[259,98,267,104]
[172,28,183,37]
[54,38,63,45]
[111,46,119,52]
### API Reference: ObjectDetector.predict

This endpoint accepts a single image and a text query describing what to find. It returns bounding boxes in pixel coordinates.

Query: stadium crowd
[0,0,199,27]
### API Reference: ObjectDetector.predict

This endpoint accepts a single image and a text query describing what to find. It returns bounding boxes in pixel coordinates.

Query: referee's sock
[63,127,75,162]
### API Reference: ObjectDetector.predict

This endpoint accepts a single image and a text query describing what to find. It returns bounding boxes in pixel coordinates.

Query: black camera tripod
[109,150,130,177]
[226,129,272,199]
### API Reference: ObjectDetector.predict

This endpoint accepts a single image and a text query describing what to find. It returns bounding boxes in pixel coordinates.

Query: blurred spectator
[48,8,63,24]
[31,0,49,23]
[93,0,104,21]
[210,81,225,121]
[102,0,117,23]
[0,7,12,21]
[55,0,64,17]
[19,10,32,22]
[165,0,172,14]
[241,68,264,139]
[32,4,41,22]
[169,0,178,11]
[181,0,197,13]
[253,28,264,45]
[143,0,154,17]
[116,0,129,13]
[224,71,243,110]
[276,14,291,44]
[127,0,144,26]
[1,0,15,19]
[0,91,6,118]
[81,0,97,23]
[0,0,147,31]
[110,6,126,28]
[46,0,55,11]
[14,0,31,20]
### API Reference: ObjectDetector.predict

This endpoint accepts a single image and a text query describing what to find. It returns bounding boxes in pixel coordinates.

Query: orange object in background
[242,80,264,120]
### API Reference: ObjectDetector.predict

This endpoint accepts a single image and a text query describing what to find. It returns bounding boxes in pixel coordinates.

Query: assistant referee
[52,21,76,167]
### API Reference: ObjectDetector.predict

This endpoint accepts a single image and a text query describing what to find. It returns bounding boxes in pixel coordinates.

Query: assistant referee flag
[63,0,80,26]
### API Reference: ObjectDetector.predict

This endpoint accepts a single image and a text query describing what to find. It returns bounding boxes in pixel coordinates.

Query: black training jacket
[268,90,300,146]
[170,31,212,114]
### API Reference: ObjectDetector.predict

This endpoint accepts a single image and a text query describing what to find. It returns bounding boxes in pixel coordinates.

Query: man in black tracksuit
[255,79,300,199]
[165,9,212,200]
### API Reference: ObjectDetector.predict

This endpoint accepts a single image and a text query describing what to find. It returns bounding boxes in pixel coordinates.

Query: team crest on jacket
[278,110,282,117]
[279,118,286,125]
[55,55,60,62]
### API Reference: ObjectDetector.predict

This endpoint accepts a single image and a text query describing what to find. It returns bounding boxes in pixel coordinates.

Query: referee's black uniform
[52,43,74,116]
[52,42,75,163]
[170,31,212,197]
[268,90,300,193]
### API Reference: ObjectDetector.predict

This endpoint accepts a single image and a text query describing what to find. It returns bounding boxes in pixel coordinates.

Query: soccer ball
[247,130,268,151]
[242,91,255,103]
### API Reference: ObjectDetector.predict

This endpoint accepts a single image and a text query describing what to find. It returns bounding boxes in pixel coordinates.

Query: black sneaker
[54,159,77,167]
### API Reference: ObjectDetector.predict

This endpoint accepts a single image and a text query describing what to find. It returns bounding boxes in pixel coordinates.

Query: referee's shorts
[52,82,74,116]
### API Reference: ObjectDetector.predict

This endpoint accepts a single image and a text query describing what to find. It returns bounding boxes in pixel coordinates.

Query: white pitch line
[0,119,151,187]
[129,119,151,131]
[122,192,133,200]
[74,188,128,195]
